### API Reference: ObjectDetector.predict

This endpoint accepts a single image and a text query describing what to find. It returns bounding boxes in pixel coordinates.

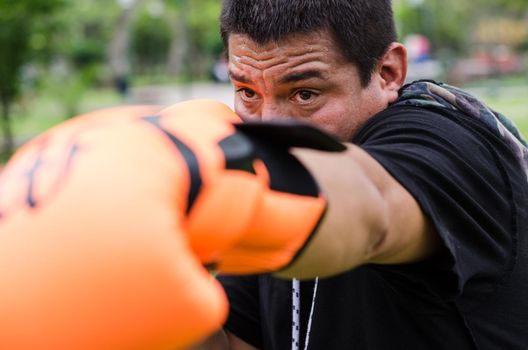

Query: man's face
[227,31,390,141]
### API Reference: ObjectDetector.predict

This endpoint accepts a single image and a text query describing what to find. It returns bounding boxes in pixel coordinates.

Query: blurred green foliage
[132,10,172,74]
[395,0,472,52]
[0,0,66,157]
[1,0,528,159]
[395,0,528,54]
[0,0,226,156]
[186,0,224,56]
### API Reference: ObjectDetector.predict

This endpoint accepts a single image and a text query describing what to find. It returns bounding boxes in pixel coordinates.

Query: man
[197,0,528,349]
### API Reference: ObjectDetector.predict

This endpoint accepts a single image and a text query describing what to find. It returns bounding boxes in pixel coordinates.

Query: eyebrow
[228,69,326,85]
[278,70,326,84]
[229,71,250,84]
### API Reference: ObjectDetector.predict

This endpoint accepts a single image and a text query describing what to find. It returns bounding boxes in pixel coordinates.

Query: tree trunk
[167,0,190,77]
[107,0,137,82]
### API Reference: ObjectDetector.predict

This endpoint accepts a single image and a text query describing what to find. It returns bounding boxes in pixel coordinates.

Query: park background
[1,0,528,161]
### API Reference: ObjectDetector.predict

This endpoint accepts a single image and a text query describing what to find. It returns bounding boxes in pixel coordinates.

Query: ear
[376,43,407,103]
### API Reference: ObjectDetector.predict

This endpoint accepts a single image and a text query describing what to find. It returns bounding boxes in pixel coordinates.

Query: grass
[10,88,123,142]
[463,83,528,138]
[485,95,528,138]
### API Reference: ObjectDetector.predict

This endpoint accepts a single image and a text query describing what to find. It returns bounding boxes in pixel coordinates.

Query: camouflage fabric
[392,80,528,181]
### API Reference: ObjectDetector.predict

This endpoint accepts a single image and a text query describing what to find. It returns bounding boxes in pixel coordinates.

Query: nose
[260,101,290,122]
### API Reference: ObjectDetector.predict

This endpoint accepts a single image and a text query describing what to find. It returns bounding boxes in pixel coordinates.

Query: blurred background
[1,0,527,160]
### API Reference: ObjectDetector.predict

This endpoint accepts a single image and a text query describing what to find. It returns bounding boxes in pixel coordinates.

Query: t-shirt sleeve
[217,274,263,348]
[353,106,518,300]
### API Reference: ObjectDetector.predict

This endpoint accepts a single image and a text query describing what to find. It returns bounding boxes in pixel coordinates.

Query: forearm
[276,144,387,278]
[278,144,437,279]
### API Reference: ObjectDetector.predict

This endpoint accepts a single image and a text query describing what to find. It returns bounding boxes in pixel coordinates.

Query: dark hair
[220,0,397,86]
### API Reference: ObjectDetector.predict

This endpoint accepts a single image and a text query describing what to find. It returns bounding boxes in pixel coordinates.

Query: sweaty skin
[228,31,391,141]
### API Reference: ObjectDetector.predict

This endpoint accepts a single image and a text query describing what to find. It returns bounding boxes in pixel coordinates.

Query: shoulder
[354,103,524,184]
[357,103,495,143]
[354,103,528,297]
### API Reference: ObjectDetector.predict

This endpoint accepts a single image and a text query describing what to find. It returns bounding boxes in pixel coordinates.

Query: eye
[298,90,313,100]
[292,89,318,104]
[236,87,258,101]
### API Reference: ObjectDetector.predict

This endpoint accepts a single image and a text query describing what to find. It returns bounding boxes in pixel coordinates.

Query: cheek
[233,101,243,117]
[308,103,361,141]
[234,101,255,122]
[359,85,390,118]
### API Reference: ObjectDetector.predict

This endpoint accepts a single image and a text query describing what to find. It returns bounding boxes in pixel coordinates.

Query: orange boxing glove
[0,100,266,350]
[0,98,344,349]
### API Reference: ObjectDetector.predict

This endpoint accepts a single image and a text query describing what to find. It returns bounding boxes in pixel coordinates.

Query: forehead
[227,31,348,73]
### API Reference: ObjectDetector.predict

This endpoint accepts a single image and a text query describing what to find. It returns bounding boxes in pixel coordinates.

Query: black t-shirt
[219,105,528,349]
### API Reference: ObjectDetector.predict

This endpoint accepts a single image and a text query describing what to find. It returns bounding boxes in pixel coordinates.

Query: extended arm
[194,143,440,350]
[278,144,440,279]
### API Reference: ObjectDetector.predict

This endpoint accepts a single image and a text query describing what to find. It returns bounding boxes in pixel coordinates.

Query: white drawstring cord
[303,277,319,350]
[292,277,319,350]
[292,279,301,350]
